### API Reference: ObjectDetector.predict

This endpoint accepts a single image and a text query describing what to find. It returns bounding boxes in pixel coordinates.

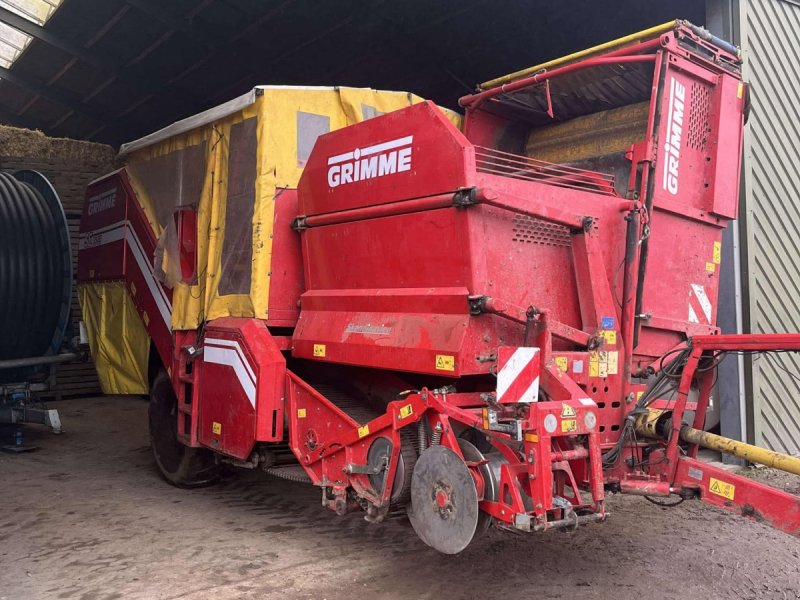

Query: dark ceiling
[0,0,705,148]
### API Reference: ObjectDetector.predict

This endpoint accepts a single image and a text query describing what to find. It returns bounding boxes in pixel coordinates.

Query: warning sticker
[561,403,576,418]
[399,404,413,419]
[589,352,599,377]
[713,241,722,264]
[561,419,577,433]
[600,330,617,345]
[435,354,455,372]
[607,351,619,375]
[313,344,326,357]
[212,421,222,435]
[357,425,370,438]
[706,261,716,273]
[589,351,611,377]
[297,408,307,419]
[555,356,568,372]
[709,477,735,501]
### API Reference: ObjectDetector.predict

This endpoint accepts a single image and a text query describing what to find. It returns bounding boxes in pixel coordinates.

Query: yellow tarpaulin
[78,281,149,394]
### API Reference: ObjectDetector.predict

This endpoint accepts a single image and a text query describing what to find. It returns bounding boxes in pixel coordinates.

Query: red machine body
[78,21,800,553]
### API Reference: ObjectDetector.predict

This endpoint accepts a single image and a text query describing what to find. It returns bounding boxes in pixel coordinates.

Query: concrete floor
[1,396,799,600]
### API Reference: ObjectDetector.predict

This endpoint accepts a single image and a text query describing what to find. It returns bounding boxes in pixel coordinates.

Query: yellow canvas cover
[79,282,149,394]
[122,86,461,331]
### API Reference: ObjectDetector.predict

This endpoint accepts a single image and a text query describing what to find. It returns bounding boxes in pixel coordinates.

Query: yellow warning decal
[130,281,137,296]
[142,311,150,327]
[358,425,370,438]
[709,477,735,500]
[212,421,222,435]
[399,404,413,419]
[524,433,539,443]
[737,82,744,99]
[561,403,576,418]
[297,408,307,419]
[589,351,599,377]
[600,330,617,345]
[555,356,568,372]
[589,350,619,377]
[561,419,577,433]
[435,354,455,371]
[713,241,722,264]
[706,262,716,273]
[313,344,326,357]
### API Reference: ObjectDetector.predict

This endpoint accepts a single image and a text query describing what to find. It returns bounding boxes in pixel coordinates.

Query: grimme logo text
[327,135,413,188]
[662,77,686,196]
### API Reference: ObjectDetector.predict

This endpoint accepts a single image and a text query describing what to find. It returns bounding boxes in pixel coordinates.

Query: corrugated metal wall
[740,0,800,454]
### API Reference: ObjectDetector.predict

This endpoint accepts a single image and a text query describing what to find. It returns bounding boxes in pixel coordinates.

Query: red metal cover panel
[265,188,304,326]
[297,101,474,216]
[198,318,287,459]
[77,174,128,282]
[78,169,175,375]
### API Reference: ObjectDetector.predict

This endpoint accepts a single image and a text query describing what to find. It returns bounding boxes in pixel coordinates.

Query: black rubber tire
[149,370,221,488]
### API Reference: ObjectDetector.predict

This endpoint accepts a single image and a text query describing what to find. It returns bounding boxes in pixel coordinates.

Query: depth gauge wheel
[149,370,220,488]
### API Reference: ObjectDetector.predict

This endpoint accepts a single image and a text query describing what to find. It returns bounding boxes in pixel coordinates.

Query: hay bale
[0,124,115,165]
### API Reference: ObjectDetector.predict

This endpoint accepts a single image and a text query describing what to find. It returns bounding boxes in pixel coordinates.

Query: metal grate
[475,146,617,196]
[687,82,711,152]
[511,214,571,247]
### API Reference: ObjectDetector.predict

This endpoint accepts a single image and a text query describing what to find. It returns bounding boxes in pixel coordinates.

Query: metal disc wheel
[367,435,415,505]
[408,445,479,554]
[458,438,496,538]
[149,370,220,488]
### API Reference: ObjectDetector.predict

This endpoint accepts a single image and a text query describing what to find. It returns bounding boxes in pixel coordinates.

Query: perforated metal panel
[740,0,800,455]
[510,214,571,247]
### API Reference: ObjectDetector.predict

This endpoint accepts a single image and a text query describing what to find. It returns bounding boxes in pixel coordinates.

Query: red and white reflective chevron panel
[496,347,540,404]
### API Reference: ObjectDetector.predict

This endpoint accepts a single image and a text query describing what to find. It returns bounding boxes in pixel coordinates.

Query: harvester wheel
[366,429,417,506]
[408,445,479,554]
[149,370,220,488]
[458,438,495,538]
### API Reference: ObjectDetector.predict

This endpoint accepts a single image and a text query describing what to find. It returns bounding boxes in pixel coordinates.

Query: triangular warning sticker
[561,403,576,418]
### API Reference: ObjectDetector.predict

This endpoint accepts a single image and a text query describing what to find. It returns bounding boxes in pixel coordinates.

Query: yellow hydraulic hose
[680,426,800,476]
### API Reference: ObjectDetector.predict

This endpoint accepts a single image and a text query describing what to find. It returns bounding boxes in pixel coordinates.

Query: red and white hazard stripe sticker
[496,347,540,404]
[688,283,712,325]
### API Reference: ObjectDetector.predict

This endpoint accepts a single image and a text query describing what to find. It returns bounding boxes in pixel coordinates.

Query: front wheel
[149,370,220,487]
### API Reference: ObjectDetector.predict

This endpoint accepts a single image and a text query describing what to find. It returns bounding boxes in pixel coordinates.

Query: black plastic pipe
[0,170,72,361]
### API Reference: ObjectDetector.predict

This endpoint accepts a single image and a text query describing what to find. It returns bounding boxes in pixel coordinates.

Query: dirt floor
[1,397,798,600]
